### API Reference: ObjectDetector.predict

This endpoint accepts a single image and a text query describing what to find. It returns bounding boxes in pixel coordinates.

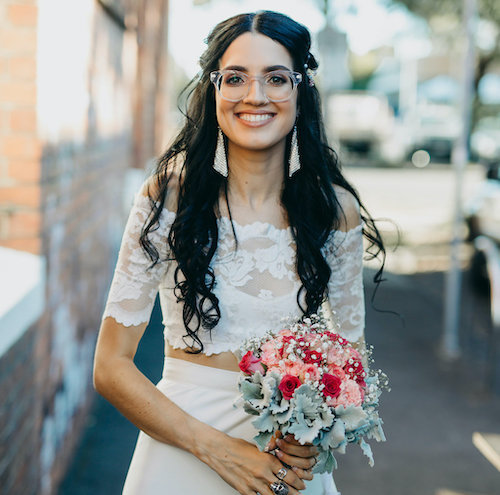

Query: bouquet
[235,314,389,473]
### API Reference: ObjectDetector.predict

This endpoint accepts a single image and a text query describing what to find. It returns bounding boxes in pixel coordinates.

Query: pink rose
[300,363,321,382]
[321,373,342,398]
[331,379,363,407]
[327,364,346,380]
[344,347,362,362]
[239,351,265,375]
[279,374,302,400]
[261,341,281,367]
[326,347,343,367]
[284,361,305,377]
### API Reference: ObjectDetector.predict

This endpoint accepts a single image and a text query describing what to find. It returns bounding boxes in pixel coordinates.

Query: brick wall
[0,0,41,253]
[0,323,40,495]
[0,1,169,494]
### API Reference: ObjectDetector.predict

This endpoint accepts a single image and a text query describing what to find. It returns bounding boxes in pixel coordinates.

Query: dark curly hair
[140,11,386,352]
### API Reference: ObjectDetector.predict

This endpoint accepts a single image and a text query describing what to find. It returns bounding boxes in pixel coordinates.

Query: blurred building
[0,0,170,494]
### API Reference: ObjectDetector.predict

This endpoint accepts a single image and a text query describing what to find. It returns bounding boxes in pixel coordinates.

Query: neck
[226,142,285,209]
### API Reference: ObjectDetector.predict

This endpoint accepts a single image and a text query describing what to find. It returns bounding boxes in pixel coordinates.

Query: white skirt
[122,357,340,495]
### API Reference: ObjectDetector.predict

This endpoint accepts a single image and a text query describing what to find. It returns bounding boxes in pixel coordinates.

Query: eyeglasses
[210,69,303,103]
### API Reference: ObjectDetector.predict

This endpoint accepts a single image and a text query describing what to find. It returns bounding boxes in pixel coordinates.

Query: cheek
[215,99,233,126]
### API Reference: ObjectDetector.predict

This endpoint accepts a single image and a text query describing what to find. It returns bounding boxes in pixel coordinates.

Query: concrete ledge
[0,247,45,357]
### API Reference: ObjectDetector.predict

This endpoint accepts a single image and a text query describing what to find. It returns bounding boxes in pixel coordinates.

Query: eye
[223,73,246,86]
[266,72,288,86]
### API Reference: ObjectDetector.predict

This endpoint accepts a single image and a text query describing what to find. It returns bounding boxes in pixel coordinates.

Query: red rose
[278,374,302,400]
[321,373,342,398]
[279,335,295,356]
[344,359,366,387]
[302,347,323,365]
[325,331,349,347]
[239,351,265,375]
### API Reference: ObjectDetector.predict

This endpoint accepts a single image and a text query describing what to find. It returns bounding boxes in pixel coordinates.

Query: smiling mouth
[237,113,275,122]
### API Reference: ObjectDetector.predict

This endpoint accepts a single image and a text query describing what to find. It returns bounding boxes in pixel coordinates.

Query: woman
[93,11,385,495]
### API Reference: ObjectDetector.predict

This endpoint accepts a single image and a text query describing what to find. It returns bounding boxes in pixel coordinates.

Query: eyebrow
[221,64,292,72]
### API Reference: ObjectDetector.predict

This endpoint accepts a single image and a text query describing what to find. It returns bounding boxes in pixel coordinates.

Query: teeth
[239,113,273,122]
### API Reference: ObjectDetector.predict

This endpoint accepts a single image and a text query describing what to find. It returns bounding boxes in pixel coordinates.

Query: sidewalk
[59,269,500,495]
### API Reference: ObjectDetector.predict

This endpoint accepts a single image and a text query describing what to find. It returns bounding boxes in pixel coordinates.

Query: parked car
[327,91,395,157]
[410,101,461,162]
[465,161,500,289]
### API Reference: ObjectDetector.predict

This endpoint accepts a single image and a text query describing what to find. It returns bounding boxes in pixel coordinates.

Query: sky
[168,0,423,78]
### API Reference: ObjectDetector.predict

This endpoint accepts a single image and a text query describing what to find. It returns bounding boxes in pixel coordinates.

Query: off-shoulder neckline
[216,215,363,236]
[135,193,364,235]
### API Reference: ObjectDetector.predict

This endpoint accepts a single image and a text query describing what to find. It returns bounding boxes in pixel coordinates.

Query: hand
[207,435,308,495]
[266,433,317,482]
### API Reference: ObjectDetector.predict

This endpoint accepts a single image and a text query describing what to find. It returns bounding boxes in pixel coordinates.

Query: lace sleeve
[323,224,365,343]
[102,192,175,327]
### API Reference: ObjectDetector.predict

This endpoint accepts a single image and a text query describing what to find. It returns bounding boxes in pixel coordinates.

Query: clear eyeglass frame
[209,69,303,103]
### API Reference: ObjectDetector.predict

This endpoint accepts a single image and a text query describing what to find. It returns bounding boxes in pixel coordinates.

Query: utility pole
[442,0,477,359]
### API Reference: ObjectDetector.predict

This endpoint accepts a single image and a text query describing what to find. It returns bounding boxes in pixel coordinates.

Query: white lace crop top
[102,191,366,355]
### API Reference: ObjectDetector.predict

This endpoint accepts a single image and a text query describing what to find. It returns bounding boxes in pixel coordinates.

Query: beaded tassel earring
[288,126,300,177]
[213,128,228,177]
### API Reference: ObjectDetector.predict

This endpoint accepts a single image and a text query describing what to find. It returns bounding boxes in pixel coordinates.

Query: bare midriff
[165,342,241,372]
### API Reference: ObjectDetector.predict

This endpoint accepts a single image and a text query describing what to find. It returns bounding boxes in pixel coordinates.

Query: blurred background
[0,0,499,494]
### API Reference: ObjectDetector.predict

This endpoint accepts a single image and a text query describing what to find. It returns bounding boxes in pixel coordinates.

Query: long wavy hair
[140,11,386,352]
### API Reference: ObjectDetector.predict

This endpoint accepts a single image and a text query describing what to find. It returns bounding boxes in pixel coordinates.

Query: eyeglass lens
[218,71,295,101]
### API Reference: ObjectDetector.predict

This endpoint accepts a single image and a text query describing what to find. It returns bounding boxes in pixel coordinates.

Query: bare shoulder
[138,157,183,212]
[332,184,362,232]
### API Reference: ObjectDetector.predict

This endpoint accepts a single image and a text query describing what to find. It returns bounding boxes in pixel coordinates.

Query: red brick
[0,57,8,78]
[8,210,41,237]
[0,82,36,105]
[9,108,36,132]
[9,56,36,80]
[0,29,37,54]
[7,5,37,27]
[0,108,8,132]
[0,236,40,253]
[0,184,40,208]
[0,135,40,159]
[7,159,40,182]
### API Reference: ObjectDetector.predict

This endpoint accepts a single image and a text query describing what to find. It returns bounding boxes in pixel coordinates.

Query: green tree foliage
[393,0,500,122]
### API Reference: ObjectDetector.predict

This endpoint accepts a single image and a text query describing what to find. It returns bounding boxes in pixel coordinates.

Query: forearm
[93,357,223,463]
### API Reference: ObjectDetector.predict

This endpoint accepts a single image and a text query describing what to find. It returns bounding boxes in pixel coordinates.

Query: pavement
[59,266,500,495]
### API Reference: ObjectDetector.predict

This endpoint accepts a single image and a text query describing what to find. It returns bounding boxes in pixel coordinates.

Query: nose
[243,78,268,105]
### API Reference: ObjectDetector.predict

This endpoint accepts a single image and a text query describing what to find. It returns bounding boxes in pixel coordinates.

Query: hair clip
[304,63,316,87]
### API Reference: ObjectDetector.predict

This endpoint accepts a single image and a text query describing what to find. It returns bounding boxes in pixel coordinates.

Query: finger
[275,449,316,471]
[281,435,301,445]
[291,465,314,481]
[282,434,316,447]
[259,480,301,495]
[277,438,318,457]
[268,456,305,492]
[265,431,283,452]
[276,465,306,492]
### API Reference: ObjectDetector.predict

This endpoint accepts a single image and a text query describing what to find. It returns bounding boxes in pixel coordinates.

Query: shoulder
[138,157,183,213]
[332,184,361,232]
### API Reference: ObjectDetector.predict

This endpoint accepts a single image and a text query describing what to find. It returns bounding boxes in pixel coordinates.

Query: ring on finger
[270,481,289,495]
[276,467,287,480]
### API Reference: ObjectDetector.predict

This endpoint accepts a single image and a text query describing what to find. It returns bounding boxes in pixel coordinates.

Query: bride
[93,10,385,495]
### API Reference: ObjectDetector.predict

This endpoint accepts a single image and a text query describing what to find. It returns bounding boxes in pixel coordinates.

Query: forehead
[219,32,294,71]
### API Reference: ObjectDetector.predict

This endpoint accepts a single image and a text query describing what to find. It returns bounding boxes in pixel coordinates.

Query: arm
[325,186,369,369]
[94,183,313,494]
